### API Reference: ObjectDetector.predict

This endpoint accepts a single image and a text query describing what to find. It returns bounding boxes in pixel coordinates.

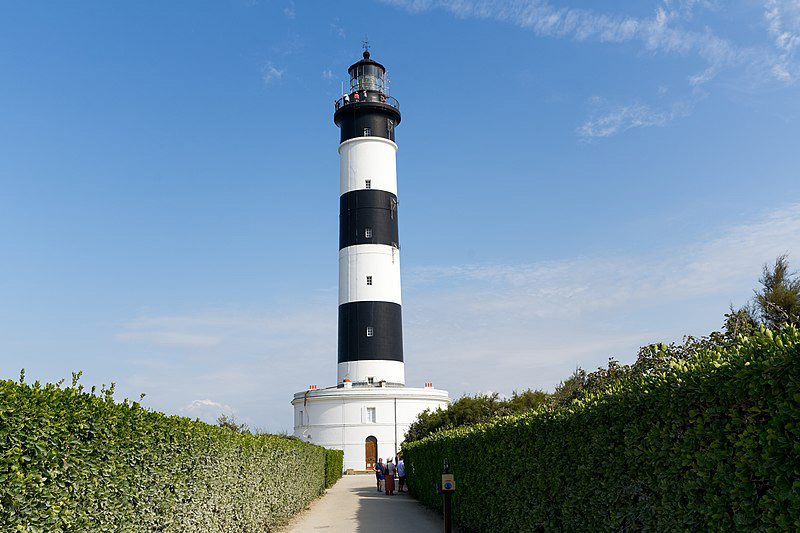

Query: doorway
[365,436,377,470]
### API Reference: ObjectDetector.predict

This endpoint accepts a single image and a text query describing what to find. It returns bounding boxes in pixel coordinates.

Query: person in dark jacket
[375,458,384,492]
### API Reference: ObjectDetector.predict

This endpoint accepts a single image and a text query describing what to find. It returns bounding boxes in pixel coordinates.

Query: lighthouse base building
[291,383,449,472]
[291,50,449,472]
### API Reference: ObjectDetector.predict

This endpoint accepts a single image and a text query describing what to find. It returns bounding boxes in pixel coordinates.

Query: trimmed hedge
[0,376,339,532]
[403,327,800,532]
[324,449,344,488]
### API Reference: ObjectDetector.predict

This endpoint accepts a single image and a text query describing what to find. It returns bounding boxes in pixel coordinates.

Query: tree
[754,254,800,328]
[216,413,251,435]
[549,368,587,407]
[404,390,549,443]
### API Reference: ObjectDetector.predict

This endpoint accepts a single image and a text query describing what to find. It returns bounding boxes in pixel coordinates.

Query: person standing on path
[375,458,385,492]
[385,458,396,495]
[396,457,406,493]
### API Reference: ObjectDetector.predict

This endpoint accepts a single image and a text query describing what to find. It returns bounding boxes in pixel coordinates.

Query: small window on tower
[366,275,373,285]
[366,407,376,423]
[365,180,371,189]
[363,127,371,136]
[366,326,374,337]
[365,227,373,238]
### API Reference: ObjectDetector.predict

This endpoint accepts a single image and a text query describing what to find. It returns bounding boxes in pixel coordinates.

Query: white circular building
[291,50,449,472]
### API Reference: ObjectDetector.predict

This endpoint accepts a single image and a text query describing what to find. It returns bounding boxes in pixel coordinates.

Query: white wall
[339,245,401,305]
[339,137,398,195]
[292,388,449,472]
[337,360,405,385]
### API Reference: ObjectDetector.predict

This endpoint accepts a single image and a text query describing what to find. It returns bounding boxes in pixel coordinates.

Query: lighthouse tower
[291,50,449,473]
[336,50,404,386]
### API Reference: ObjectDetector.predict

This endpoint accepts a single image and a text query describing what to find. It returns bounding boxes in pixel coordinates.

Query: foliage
[754,254,800,328]
[324,449,344,489]
[402,327,800,532]
[0,374,337,532]
[404,389,548,443]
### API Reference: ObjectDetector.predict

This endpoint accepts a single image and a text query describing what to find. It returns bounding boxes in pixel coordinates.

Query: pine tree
[754,254,800,328]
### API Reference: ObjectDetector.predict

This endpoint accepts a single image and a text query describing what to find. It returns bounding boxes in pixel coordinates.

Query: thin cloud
[330,20,346,38]
[117,203,799,431]
[117,331,221,347]
[764,0,800,81]
[261,62,285,85]
[283,1,296,19]
[379,0,795,86]
[322,69,334,80]
[577,102,687,138]
[180,399,237,424]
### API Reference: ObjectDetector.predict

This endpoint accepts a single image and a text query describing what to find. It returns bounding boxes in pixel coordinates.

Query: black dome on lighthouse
[348,50,386,75]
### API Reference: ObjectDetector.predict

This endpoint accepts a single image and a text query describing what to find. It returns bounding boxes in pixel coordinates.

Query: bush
[402,327,800,532]
[324,449,344,488]
[0,375,334,532]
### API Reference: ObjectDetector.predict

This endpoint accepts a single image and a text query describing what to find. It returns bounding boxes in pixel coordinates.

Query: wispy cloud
[380,1,749,79]
[578,102,687,138]
[381,0,800,86]
[764,0,800,81]
[322,69,334,80]
[117,203,799,430]
[180,399,236,424]
[379,0,799,137]
[283,1,296,19]
[261,62,285,85]
[330,19,346,38]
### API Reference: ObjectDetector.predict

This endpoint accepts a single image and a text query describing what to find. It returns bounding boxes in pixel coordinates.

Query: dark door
[365,436,377,469]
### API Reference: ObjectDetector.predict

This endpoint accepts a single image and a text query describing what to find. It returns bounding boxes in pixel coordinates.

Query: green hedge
[324,449,344,488]
[0,376,337,532]
[403,327,800,532]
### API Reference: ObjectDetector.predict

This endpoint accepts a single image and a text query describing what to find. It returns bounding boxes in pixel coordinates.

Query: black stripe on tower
[333,94,402,144]
[339,190,399,249]
[338,301,403,363]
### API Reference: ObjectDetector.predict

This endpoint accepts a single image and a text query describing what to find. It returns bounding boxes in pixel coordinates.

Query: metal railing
[335,92,399,111]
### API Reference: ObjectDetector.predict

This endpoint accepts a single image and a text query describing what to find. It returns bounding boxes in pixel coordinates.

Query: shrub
[0,376,334,532]
[324,449,344,488]
[403,327,800,532]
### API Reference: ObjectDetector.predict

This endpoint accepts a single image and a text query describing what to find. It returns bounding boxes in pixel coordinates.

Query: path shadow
[352,479,452,533]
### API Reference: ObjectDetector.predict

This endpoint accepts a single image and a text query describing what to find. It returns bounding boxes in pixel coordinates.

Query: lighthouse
[291,50,449,472]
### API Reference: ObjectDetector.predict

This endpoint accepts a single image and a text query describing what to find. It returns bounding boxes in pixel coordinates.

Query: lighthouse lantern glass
[350,63,385,93]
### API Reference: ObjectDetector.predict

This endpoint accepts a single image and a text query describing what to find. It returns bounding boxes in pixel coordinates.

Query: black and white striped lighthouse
[291,51,449,468]
[334,51,404,385]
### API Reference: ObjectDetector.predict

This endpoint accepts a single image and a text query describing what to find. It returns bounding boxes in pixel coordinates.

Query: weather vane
[362,35,370,53]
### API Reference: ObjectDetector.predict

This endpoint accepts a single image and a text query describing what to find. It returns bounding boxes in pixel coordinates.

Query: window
[366,326,374,337]
[365,227,373,238]
[365,179,371,189]
[366,407,376,423]
[390,197,397,219]
[297,410,303,427]
[367,377,375,385]
[363,127,371,136]
[366,275,373,285]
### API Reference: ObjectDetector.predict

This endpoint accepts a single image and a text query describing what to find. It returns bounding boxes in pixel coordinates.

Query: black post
[443,458,452,533]
[444,492,452,533]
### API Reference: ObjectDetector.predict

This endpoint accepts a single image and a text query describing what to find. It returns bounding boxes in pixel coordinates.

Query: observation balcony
[335,91,399,112]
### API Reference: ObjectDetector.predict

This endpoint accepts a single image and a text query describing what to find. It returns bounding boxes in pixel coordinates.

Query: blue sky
[1,0,798,431]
